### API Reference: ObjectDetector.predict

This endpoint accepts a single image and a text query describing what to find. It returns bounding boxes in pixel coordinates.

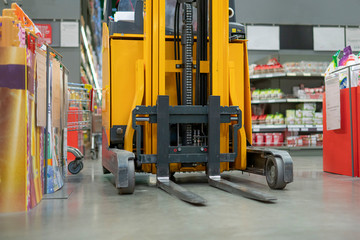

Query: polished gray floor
[1,155,360,240]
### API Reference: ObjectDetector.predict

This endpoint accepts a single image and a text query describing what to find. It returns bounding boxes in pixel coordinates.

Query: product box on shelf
[252,115,258,125]
[273,133,284,146]
[258,115,267,125]
[286,110,295,125]
[293,87,324,100]
[283,61,328,74]
[302,110,315,118]
[252,88,283,100]
[314,112,323,125]
[265,114,274,125]
[264,133,273,146]
[273,113,284,125]
[286,134,323,147]
[253,133,284,147]
[254,133,265,146]
[297,103,316,111]
[286,108,322,126]
[250,58,284,75]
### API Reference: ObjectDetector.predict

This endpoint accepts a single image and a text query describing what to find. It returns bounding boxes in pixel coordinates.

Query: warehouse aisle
[1,155,360,240]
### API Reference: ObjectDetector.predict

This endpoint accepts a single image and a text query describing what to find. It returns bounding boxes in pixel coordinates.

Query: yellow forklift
[101,0,293,205]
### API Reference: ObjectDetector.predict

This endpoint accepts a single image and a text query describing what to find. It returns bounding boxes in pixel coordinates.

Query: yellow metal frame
[102,0,252,173]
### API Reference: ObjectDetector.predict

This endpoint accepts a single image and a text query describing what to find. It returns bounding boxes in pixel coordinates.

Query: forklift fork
[131,95,285,205]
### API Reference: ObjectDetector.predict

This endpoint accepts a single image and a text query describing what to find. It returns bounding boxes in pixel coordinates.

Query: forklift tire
[68,161,82,175]
[266,156,287,190]
[103,166,111,174]
[118,159,135,194]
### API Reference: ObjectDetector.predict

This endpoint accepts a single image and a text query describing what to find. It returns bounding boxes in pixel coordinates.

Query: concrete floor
[1,155,360,240]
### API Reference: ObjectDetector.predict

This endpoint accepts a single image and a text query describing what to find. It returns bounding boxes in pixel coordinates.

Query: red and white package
[287,136,296,147]
[272,133,284,146]
[255,133,264,146]
[264,133,273,146]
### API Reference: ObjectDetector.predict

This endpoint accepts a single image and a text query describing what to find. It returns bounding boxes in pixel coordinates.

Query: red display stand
[323,87,360,177]
[67,107,84,163]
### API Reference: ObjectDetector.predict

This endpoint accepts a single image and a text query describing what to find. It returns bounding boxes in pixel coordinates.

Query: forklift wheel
[118,160,135,194]
[68,161,83,175]
[266,157,287,190]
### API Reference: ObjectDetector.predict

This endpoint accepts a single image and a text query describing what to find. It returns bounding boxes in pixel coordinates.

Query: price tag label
[287,73,296,76]
[301,128,308,131]
[304,73,311,77]
[266,74,273,78]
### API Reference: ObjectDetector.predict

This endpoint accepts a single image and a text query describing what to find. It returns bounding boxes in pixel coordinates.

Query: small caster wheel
[90,150,96,160]
[266,156,287,190]
[117,160,135,194]
[103,166,111,174]
[170,172,176,181]
[68,161,82,174]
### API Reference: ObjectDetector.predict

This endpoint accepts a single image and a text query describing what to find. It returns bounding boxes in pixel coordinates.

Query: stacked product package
[252,88,284,100]
[287,134,323,147]
[286,103,322,126]
[0,4,67,213]
[250,58,328,76]
[292,86,324,100]
[325,46,360,88]
[253,133,284,147]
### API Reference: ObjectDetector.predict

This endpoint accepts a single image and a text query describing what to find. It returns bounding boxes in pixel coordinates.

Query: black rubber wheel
[266,156,287,190]
[170,172,176,181]
[79,161,84,170]
[90,150,96,160]
[68,161,82,174]
[103,166,111,174]
[118,160,135,194]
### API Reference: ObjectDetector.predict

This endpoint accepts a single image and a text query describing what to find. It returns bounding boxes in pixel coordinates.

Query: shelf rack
[251,98,322,104]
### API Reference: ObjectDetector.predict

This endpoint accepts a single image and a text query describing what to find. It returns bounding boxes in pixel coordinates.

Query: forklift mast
[101,0,293,205]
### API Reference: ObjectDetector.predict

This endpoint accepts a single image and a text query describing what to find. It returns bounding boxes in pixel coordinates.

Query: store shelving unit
[253,124,323,133]
[252,98,322,104]
[269,146,323,151]
[250,72,325,80]
[251,72,324,154]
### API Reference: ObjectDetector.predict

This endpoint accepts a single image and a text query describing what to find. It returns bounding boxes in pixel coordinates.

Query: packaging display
[283,61,328,75]
[250,58,328,76]
[273,113,285,125]
[293,86,324,99]
[249,58,284,75]
[286,107,323,126]
[265,114,274,125]
[0,4,68,213]
[285,110,295,125]
[297,103,316,111]
[326,45,360,88]
[253,133,284,147]
[287,134,323,147]
[252,88,284,100]
[252,113,285,125]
